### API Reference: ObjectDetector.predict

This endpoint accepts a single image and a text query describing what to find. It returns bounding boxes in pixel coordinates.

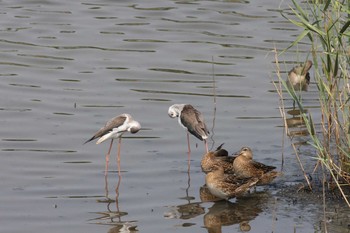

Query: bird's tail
[96,134,111,144]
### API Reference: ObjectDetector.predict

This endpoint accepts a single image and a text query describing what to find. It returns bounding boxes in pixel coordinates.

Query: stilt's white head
[168,104,185,118]
[122,113,141,134]
[128,120,141,134]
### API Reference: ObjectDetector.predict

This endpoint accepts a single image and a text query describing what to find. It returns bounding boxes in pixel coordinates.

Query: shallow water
[1,0,349,233]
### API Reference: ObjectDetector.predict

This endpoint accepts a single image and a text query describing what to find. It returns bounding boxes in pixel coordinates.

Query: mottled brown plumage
[233,147,280,185]
[205,165,259,200]
[201,143,236,174]
[286,60,313,91]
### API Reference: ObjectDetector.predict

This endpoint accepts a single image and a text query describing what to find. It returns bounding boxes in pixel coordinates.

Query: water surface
[1,0,349,232]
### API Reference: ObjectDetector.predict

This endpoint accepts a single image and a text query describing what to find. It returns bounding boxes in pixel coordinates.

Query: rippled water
[1,0,349,233]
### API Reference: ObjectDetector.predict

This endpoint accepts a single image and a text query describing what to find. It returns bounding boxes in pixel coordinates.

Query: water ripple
[131,89,250,98]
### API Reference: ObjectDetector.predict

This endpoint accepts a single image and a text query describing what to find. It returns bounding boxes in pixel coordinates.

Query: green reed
[275,0,350,205]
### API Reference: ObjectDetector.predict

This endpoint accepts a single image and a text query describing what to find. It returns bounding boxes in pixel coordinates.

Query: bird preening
[201,143,236,174]
[285,60,313,109]
[286,60,313,92]
[84,113,141,176]
[168,104,210,155]
[84,104,210,177]
[202,145,281,200]
[84,104,280,202]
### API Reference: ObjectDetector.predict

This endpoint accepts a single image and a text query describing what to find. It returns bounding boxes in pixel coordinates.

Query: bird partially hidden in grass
[205,165,259,200]
[232,147,280,185]
[286,60,313,92]
[201,143,236,174]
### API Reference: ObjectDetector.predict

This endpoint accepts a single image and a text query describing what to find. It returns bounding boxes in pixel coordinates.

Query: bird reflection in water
[164,161,204,222]
[90,198,138,233]
[283,60,313,138]
[164,201,205,221]
[89,174,138,232]
[286,108,310,138]
[89,196,137,232]
[203,192,269,233]
[107,222,138,233]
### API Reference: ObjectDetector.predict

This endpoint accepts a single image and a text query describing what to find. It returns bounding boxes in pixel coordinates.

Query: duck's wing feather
[251,160,276,173]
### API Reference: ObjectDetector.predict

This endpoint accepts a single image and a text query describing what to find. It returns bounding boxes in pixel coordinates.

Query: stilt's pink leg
[187,151,191,173]
[105,139,113,176]
[187,132,191,153]
[204,139,209,153]
[104,172,109,198]
[117,137,122,178]
[187,132,191,164]
[115,137,122,196]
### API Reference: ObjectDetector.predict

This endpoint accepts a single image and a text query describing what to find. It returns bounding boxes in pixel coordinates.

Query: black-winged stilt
[84,113,141,176]
[168,104,209,156]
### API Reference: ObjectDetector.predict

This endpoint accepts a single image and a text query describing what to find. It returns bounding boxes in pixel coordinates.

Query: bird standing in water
[286,60,313,92]
[168,104,209,158]
[84,113,141,177]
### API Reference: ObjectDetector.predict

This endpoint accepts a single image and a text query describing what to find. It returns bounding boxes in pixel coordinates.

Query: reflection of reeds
[273,0,350,209]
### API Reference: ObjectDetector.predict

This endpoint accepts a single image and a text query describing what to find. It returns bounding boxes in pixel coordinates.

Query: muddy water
[1,0,349,233]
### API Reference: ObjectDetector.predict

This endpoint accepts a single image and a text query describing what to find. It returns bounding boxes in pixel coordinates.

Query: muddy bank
[274,181,350,232]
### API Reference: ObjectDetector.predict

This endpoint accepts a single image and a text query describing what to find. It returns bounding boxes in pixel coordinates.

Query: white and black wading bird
[168,104,209,157]
[84,113,141,176]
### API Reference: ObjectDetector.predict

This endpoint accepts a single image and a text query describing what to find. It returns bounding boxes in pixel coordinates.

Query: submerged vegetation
[274,0,350,205]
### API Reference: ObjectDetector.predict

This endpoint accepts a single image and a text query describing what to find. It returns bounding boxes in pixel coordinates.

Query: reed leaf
[323,0,331,11]
[276,0,350,207]
[280,29,310,54]
[340,20,350,34]
[291,0,309,20]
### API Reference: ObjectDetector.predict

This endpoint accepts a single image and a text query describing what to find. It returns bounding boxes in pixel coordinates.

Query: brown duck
[233,147,280,185]
[201,143,236,174]
[205,165,259,200]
